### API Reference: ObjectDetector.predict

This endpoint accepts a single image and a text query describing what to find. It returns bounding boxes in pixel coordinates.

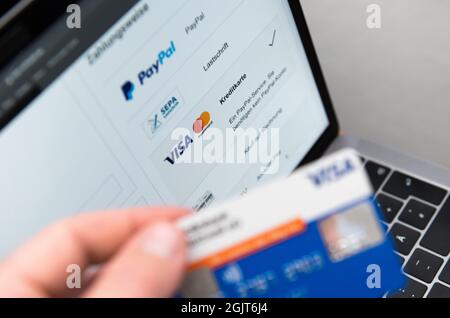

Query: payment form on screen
[0,0,329,256]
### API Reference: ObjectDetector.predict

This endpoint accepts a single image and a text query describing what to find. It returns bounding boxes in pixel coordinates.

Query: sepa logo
[121,41,176,102]
[161,96,180,119]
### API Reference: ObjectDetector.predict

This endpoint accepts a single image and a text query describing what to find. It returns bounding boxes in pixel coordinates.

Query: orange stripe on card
[188,219,305,271]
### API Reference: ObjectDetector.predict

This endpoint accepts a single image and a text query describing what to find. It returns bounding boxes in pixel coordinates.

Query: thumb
[84,222,187,298]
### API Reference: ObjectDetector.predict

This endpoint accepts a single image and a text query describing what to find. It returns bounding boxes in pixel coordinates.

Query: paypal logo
[121,41,176,102]
[138,41,176,85]
[121,81,135,101]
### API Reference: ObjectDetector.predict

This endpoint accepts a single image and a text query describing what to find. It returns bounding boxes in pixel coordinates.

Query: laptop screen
[0,0,329,255]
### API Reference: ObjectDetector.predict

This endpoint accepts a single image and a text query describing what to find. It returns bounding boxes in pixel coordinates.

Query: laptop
[0,0,448,298]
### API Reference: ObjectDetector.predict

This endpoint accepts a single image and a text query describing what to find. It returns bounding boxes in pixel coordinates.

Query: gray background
[301,0,450,168]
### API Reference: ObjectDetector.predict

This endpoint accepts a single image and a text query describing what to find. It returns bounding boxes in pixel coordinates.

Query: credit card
[177,149,404,298]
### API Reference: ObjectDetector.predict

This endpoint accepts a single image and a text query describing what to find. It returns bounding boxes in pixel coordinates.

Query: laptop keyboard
[361,158,450,298]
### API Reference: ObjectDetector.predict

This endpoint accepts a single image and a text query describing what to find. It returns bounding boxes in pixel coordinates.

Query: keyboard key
[420,197,450,256]
[427,283,450,298]
[404,249,443,283]
[438,260,450,285]
[399,199,436,230]
[389,223,420,255]
[387,278,427,298]
[383,172,447,206]
[376,194,403,223]
[365,161,391,192]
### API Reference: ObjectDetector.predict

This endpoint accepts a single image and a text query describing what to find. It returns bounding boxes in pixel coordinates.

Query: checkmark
[269,29,276,46]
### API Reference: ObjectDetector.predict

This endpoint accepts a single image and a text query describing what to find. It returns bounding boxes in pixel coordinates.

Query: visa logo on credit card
[307,159,355,187]
[177,149,404,298]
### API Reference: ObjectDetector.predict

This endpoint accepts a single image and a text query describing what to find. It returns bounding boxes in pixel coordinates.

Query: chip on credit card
[177,149,404,298]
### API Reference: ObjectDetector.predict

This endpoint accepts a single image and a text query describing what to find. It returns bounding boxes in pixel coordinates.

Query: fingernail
[141,223,180,259]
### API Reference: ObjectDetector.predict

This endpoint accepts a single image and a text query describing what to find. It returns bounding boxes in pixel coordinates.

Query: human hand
[0,207,189,298]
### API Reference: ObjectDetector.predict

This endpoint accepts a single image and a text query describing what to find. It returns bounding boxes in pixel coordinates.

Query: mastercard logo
[193,112,211,134]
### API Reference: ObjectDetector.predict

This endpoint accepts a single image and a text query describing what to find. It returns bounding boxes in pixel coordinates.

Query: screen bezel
[287,0,339,168]
[1,0,339,168]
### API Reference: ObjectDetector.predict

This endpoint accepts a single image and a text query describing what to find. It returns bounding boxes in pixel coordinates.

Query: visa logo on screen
[121,41,176,102]
[164,134,194,165]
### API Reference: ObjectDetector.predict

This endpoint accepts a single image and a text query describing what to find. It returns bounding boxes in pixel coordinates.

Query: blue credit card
[212,199,404,298]
[180,198,404,298]
[178,150,405,298]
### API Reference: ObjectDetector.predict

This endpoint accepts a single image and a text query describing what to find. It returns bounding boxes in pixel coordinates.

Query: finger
[0,207,189,297]
[84,222,186,298]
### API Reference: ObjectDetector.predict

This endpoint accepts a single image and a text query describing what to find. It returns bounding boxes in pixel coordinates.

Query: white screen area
[0,0,329,256]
